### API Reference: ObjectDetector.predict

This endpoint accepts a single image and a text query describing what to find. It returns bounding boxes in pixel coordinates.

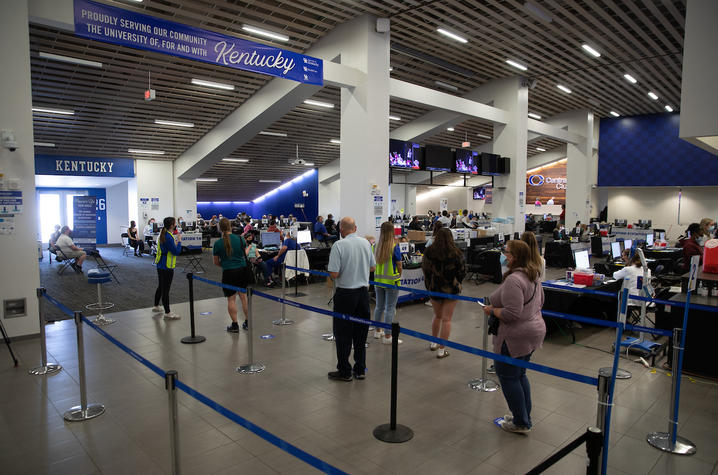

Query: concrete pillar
[339,15,390,237]
[560,111,595,225]
[173,174,197,223]
[0,0,41,337]
[490,77,529,234]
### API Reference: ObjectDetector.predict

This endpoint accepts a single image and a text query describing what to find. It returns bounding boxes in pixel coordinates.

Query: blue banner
[73,0,323,86]
[35,155,135,178]
[73,195,97,251]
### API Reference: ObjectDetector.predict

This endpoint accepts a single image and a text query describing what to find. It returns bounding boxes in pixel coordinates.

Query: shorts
[64,250,86,259]
[221,267,247,297]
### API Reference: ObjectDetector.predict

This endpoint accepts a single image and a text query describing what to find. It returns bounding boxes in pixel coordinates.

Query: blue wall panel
[598,113,718,186]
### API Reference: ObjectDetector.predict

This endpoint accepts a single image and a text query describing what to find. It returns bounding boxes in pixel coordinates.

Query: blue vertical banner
[73,0,323,85]
[74,196,97,251]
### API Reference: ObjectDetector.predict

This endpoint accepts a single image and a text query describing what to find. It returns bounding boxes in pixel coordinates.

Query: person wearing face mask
[679,223,703,273]
[699,218,716,245]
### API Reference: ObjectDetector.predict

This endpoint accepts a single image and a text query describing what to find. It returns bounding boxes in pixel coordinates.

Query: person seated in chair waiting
[266,219,284,241]
[245,232,273,287]
[49,224,61,256]
[128,220,145,256]
[314,216,337,245]
[408,215,423,231]
[56,226,87,272]
[265,231,302,281]
[324,214,337,235]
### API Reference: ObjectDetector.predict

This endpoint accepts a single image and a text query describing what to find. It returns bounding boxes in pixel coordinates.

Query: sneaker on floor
[499,419,530,434]
[382,336,402,345]
[242,319,248,330]
[503,414,513,423]
[373,330,383,339]
[163,312,181,320]
[488,364,496,374]
[151,306,163,313]
[327,371,352,382]
[430,342,439,351]
[227,323,239,333]
[436,348,449,358]
[353,371,365,380]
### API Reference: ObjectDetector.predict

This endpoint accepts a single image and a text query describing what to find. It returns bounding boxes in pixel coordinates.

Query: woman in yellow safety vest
[373,221,403,344]
[153,216,182,320]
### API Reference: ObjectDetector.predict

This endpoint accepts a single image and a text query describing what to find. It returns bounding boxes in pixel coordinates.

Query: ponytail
[160,217,175,244]
[219,218,232,256]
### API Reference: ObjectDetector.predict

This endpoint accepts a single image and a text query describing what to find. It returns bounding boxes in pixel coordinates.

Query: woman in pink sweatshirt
[483,240,546,434]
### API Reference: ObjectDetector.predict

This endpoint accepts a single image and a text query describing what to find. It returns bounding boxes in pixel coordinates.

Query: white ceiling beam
[527,118,582,145]
[29,0,74,31]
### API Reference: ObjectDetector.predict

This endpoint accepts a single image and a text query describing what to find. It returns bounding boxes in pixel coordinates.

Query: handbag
[487,281,538,335]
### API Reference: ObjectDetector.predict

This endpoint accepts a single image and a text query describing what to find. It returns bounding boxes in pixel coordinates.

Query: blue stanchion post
[600,288,632,380]
[165,370,180,475]
[182,273,206,344]
[237,288,265,374]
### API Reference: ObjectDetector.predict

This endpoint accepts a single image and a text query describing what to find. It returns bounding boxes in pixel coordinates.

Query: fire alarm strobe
[144,89,156,101]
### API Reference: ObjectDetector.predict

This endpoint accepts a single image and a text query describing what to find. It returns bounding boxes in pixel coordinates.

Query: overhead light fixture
[330,139,341,144]
[38,51,103,68]
[259,179,281,183]
[477,134,492,140]
[435,80,458,91]
[446,127,455,132]
[190,78,235,90]
[581,44,601,58]
[524,1,553,23]
[304,162,315,167]
[389,66,394,72]
[241,25,289,42]
[665,105,674,112]
[196,178,218,182]
[259,131,288,137]
[556,84,572,94]
[436,28,468,44]
[34,142,55,147]
[154,119,194,128]
[623,73,637,84]
[389,115,401,121]
[505,59,528,71]
[647,91,659,100]
[32,107,74,115]
[528,112,542,120]
[222,158,249,163]
[536,147,546,152]
[128,148,165,155]
[304,99,334,108]
[610,111,620,117]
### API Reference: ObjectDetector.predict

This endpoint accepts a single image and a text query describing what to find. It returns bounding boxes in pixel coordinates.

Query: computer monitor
[574,250,590,270]
[260,231,281,248]
[611,242,621,259]
[296,230,312,245]
[659,232,666,241]
[152,222,159,233]
[399,242,410,254]
[624,239,633,250]
[497,233,504,243]
[646,233,654,246]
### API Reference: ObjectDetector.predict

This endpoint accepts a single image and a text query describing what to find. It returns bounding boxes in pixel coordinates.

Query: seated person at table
[143,218,155,240]
[620,248,630,264]
[266,219,284,241]
[324,214,337,235]
[56,226,87,272]
[245,232,273,287]
[408,215,423,231]
[679,223,703,272]
[242,217,253,236]
[265,232,302,280]
[314,216,337,244]
[613,253,650,306]
[460,210,475,228]
[128,220,145,256]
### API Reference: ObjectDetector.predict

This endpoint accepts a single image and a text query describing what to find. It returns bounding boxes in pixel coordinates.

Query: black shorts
[222,267,247,297]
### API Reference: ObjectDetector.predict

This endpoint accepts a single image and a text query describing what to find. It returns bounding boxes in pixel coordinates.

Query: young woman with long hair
[483,240,545,433]
[213,217,250,333]
[422,227,466,358]
[520,231,545,281]
[373,221,403,344]
[153,217,182,320]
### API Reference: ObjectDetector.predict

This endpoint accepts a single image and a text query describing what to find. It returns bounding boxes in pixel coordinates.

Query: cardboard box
[407,230,426,242]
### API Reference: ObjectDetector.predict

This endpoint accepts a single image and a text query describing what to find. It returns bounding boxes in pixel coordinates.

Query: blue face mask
[500,253,507,266]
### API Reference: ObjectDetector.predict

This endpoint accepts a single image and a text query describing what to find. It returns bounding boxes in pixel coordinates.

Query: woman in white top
[613,253,650,306]
[521,231,546,281]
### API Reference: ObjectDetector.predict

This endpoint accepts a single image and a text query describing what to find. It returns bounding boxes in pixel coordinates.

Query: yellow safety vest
[154,235,177,269]
[375,243,400,285]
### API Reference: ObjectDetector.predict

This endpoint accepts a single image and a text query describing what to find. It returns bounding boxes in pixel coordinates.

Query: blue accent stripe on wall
[598,113,718,186]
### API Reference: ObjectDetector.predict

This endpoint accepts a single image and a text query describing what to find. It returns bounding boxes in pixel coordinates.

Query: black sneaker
[353,371,365,380]
[327,371,352,381]
[227,323,239,333]
[242,319,248,330]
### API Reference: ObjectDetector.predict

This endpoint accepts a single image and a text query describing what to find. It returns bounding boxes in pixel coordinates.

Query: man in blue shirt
[265,233,301,283]
[327,217,376,381]
[314,215,338,246]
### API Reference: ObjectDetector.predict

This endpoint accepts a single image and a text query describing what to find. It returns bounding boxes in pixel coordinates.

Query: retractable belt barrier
[42,290,75,318]
[192,274,247,294]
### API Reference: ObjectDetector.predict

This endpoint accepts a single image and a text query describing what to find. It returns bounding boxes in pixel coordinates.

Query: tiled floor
[1,273,717,474]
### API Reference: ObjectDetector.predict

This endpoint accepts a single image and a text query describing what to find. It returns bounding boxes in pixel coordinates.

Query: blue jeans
[495,341,533,428]
[374,286,399,326]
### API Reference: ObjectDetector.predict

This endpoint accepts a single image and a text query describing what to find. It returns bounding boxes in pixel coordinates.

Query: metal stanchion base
[292,292,307,297]
[373,423,414,443]
[272,318,295,325]
[322,333,335,341]
[91,315,116,326]
[63,403,105,422]
[237,363,265,374]
[468,378,500,392]
[599,366,632,379]
[181,335,206,344]
[647,432,697,455]
[28,364,61,376]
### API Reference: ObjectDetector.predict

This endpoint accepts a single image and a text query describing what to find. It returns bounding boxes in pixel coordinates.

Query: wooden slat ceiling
[29,0,686,201]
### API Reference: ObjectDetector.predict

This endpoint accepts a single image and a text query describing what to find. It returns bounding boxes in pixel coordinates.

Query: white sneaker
[163,312,181,320]
[436,348,449,358]
[430,342,439,351]
[382,336,402,345]
[374,330,384,339]
[152,306,163,313]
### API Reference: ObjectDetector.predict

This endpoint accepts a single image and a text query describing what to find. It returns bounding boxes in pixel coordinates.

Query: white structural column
[559,110,595,225]
[173,175,197,223]
[339,16,390,236]
[0,0,41,337]
[490,77,529,234]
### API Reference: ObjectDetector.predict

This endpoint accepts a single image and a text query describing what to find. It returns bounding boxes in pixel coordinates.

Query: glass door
[38,193,61,243]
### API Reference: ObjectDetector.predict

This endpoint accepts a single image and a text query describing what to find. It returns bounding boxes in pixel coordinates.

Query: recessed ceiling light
[623,73,637,84]
[435,81,458,91]
[647,91,659,100]
[556,84,572,94]
[536,147,546,152]
[436,28,468,44]
[610,111,620,117]
[665,105,674,112]
[528,112,542,120]
[190,78,235,90]
[477,134,492,139]
[154,119,194,128]
[389,67,394,72]
[505,59,528,71]
[330,139,341,144]
[241,25,289,42]
[389,115,401,121]
[222,158,249,163]
[128,148,165,155]
[196,178,218,182]
[32,107,74,115]
[259,179,281,183]
[259,131,288,137]
[38,51,102,68]
[34,142,55,147]
[304,99,334,108]
[581,44,601,58]
[446,127,455,132]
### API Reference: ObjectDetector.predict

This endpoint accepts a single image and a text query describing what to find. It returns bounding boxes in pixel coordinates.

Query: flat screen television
[498,156,510,174]
[481,152,501,176]
[389,139,421,169]
[472,187,486,200]
[424,144,453,171]
[455,149,479,174]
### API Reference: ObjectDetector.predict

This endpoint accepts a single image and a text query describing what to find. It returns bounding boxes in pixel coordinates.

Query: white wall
[106,181,129,244]
[606,186,718,242]
[416,185,470,214]
[136,160,174,231]
[318,159,340,218]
